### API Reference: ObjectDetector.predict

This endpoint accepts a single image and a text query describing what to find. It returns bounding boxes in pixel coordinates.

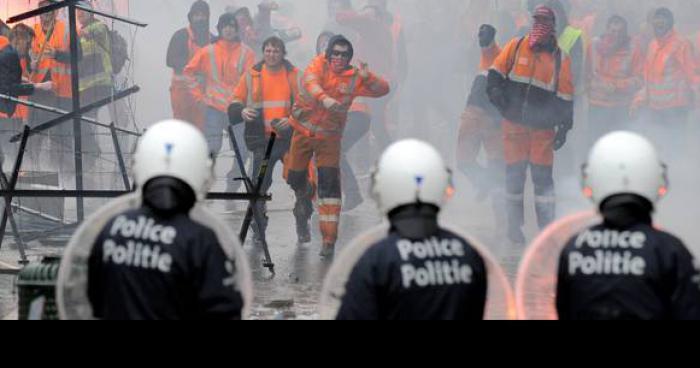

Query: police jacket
[88,207,245,320]
[557,211,700,320]
[336,226,488,321]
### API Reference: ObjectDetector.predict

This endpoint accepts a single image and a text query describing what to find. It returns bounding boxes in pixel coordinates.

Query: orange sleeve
[302,56,330,102]
[355,72,390,98]
[232,70,249,105]
[616,45,645,92]
[290,68,301,102]
[244,49,256,72]
[677,41,700,85]
[32,26,41,54]
[631,44,646,79]
[183,47,207,103]
[480,44,502,71]
[558,55,575,101]
[490,38,522,77]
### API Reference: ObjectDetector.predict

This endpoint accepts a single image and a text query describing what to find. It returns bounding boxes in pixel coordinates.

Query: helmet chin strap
[388,204,441,240]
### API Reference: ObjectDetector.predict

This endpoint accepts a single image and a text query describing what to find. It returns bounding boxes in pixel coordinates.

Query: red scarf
[529,6,556,49]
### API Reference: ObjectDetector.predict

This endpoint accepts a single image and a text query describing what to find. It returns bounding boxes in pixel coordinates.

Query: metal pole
[110,123,131,190]
[239,134,277,242]
[0,190,271,201]
[8,0,147,29]
[227,126,275,274]
[0,172,28,265]
[8,86,141,143]
[0,127,30,248]
[0,93,141,137]
[68,4,84,222]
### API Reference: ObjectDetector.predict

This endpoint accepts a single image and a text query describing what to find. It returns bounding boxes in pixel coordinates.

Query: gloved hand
[478,24,497,48]
[228,103,245,126]
[553,124,571,151]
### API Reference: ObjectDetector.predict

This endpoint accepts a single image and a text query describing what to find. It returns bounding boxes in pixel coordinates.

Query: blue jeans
[204,107,248,192]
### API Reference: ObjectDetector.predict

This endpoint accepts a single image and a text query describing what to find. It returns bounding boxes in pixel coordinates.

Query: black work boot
[535,198,556,230]
[319,243,335,259]
[296,219,311,244]
[294,197,313,244]
[506,194,526,245]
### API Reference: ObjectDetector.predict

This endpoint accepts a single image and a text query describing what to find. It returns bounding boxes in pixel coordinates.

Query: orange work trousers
[502,120,555,166]
[170,78,205,130]
[286,131,342,245]
[457,106,504,165]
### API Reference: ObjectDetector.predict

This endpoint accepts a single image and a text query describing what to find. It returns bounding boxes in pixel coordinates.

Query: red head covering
[530,6,556,48]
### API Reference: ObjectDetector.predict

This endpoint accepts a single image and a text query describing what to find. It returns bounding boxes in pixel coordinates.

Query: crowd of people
[2,0,700,320]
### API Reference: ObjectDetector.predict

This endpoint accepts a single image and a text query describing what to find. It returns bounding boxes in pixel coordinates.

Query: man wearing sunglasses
[287,35,390,258]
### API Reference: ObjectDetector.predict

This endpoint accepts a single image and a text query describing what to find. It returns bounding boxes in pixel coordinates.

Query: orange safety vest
[639,31,698,110]
[490,36,575,128]
[184,39,255,112]
[233,62,300,135]
[172,27,209,85]
[492,36,575,101]
[32,20,72,98]
[289,55,390,139]
[588,38,644,108]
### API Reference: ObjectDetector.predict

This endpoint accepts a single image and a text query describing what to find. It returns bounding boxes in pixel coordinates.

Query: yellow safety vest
[558,26,583,55]
[79,21,113,92]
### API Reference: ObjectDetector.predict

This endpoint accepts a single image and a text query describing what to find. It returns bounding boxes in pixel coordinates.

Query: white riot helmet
[371,139,454,215]
[582,131,668,207]
[132,120,213,200]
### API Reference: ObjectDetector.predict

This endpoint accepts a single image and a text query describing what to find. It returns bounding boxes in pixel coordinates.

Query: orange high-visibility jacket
[290,55,390,139]
[171,27,210,84]
[588,38,644,108]
[184,39,255,112]
[232,61,300,135]
[488,36,575,129]
[634,31,699,110]
[32,20,72,98]
[480,43,502,73]
[465,43,503,116]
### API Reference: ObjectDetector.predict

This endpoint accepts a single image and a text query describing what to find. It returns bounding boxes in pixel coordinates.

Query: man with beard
[587,15,644,143]
[167,0,213,129]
